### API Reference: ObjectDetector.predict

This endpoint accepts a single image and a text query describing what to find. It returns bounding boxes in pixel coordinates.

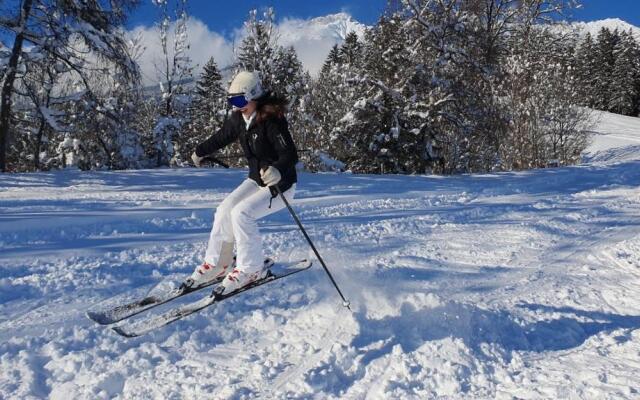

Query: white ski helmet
[228,70,264,100]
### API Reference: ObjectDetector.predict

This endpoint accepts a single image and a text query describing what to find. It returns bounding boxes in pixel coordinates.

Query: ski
[112,259,312,338]
[87,277,223,325]
[87,256,272,325]
[87,258,272,325]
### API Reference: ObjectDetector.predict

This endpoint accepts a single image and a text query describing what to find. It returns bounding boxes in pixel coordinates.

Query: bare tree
[151,0,193,167]
[0,0,140,171]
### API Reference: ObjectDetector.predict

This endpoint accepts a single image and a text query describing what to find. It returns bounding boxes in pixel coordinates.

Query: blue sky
[573,0,640,26]
[126,0,640,33]
[126,0,387,34]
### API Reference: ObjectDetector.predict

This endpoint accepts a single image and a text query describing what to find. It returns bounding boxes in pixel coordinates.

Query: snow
[1,112,640,398]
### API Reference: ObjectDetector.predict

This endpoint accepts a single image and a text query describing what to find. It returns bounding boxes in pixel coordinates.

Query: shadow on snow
[309,301,640,395]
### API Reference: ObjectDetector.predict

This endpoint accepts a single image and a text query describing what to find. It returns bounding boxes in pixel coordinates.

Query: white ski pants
[204,179,295,273]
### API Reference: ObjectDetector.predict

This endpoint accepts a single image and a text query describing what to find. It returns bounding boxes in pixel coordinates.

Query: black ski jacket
[195,101,298,193]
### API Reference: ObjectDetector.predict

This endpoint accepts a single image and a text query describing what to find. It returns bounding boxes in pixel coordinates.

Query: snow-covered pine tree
[180,57,229,164]
[609,30,640,116]
[0,0,140,172]
[573,32,598,108]
[399,0,479,173]
[305,55,342,171]
[319,30,368,169]
[338,32,363,66]
[237,8,277,84]
[272,46,306,101]
[329,15,409,173]
[320,44,340,76]
[292,71,328,170]
[272,45,309,153]
[592,27,619,111]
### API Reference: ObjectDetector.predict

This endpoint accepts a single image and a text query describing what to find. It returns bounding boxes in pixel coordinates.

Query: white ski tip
[112,326,138,338]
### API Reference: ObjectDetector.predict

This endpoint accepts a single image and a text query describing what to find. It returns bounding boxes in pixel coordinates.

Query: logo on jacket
[277,133,287,148]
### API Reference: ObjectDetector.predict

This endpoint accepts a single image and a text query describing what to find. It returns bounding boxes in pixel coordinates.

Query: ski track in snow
[1,111,640,399]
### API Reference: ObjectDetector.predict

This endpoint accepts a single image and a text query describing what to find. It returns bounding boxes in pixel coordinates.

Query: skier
[187,70,298,295]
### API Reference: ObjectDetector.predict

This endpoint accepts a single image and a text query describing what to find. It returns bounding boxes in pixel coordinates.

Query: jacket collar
[242,111,256,130]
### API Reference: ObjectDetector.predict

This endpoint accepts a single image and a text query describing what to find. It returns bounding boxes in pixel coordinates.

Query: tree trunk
[0,0,33,172]
[34,118,46,171]
[33,79,54,171]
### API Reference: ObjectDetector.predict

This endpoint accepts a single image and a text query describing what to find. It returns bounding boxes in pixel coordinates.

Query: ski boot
[180,260,233,291]
[215,258,274,297]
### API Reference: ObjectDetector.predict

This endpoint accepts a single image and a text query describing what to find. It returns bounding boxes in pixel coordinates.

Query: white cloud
[128,13,367,86]
[128,18,234,87]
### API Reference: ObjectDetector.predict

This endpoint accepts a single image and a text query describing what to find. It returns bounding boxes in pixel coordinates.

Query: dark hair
[256,92,288,123]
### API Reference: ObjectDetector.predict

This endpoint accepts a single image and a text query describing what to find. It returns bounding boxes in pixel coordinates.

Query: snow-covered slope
[584,110,640,163]
[1,113,640,399]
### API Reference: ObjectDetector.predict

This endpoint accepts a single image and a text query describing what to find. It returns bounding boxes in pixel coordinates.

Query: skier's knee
[230,205,254,224]
[215,200,233,218]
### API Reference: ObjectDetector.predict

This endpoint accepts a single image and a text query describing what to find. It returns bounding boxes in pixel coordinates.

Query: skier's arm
[266,118,298,174]
[195,115,239,157]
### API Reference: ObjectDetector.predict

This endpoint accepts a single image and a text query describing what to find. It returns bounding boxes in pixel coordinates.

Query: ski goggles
[227,94,249,108]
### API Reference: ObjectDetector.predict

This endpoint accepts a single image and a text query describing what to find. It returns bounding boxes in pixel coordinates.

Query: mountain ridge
[572,18,640,40]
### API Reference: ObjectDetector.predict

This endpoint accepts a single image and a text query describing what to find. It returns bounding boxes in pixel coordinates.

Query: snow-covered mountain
[279,12,368,43]
[277,12,368,76]
[573,18,640,40]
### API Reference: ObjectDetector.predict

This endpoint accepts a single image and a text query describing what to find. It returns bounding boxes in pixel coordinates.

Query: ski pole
[274,185,351,310]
